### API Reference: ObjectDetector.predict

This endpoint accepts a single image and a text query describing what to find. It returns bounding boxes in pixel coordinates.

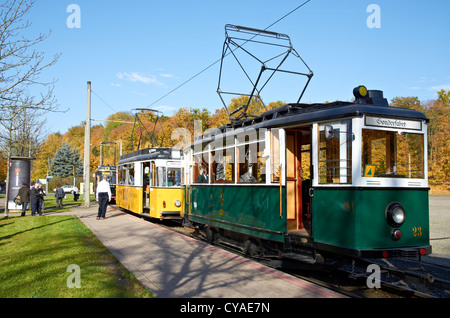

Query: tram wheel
[204,226,216,244]
[244,240,259,257]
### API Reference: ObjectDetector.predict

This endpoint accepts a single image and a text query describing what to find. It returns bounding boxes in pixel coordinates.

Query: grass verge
[1,194,97,216]
[0,215,153,298]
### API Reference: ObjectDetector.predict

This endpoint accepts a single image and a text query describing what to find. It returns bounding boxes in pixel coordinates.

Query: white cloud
[110,82,121,87]
[159,73,174,78]
[429,84,450,91]
[116,72,164,86]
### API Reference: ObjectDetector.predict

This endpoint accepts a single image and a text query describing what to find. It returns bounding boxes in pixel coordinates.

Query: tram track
[112,205,449,298]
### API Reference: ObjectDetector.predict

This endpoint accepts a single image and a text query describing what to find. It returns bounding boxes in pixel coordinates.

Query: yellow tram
[116,147,184,220]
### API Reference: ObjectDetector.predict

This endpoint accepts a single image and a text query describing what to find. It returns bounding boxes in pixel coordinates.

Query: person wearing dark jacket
[30,183,45,216]
[54,185,65,209]
[17,182,31,216]
[30,183,39,216]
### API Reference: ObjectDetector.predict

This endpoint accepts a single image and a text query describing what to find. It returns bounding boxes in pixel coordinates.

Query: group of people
[17,182,46,216]
[15,176,112,219]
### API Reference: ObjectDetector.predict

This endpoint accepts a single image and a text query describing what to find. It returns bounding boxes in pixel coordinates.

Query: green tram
[183,86,431,264]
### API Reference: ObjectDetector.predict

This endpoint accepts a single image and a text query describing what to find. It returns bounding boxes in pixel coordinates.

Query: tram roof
[118,147,182,165]
[192,99,428,146]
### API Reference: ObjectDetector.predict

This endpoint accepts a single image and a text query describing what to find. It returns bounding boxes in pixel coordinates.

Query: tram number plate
[412,226,423,237]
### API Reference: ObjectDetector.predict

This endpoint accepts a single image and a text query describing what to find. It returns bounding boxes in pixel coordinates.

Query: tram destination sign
[365,116,422,130]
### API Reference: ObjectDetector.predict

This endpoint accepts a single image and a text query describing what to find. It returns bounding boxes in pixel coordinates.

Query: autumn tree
[31,132,63,180]
[31,90,449,188]
[426,90,450,182]
[392,91,450,182]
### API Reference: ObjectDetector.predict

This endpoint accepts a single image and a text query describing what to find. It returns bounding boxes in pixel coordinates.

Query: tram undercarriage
[192,221,326,266]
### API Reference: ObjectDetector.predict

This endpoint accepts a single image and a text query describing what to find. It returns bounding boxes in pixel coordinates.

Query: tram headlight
[385,202,405,228]
[353,85,368,98]
[174,200,181,207]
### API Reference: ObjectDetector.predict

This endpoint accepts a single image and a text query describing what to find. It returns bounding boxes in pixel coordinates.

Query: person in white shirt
[96,175,112,219]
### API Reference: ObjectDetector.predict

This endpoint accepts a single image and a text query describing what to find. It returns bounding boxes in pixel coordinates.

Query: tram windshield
[96,171,116,185]
[319,120,352,184]
[362,129,424,179]
[154,166,182,187]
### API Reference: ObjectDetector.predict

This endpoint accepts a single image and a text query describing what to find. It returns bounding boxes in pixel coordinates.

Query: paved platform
[424,195,450,267]
[69,205,344,298]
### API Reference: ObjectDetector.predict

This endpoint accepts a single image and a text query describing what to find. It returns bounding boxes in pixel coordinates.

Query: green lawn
[0,215,153,298]
[40,194,95,214]
[0,194,96,216]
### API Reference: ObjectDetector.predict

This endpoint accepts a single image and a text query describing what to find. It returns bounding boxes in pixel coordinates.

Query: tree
[437,89,450,105]
[391,96,425,113]
[0,0,61,214]
[51,142,83,178]
[0,0,61,119]
[392,92,450,182]
[31,132,62,180]
[0,104,48,158]
[426,92,450,182]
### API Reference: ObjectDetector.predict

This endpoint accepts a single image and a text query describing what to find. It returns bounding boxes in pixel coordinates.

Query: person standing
[36,183,45,216]
[196,165,208,183]
[96,175,111,220]
[30,183,40,216]
[18,182,31,216]
[55,185,65,209]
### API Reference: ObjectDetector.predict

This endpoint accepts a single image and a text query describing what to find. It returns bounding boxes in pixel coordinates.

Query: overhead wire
[88,1,312,113]
[147,0,312,108]
[91,90,116,113]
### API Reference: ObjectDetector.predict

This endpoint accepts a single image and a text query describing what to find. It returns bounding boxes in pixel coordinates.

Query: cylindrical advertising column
[7,157,34,210]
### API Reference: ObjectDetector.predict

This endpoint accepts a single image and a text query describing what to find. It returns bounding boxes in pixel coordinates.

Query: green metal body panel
[312,188,430,250]
[189,185,286,242]
[187,185,430,253]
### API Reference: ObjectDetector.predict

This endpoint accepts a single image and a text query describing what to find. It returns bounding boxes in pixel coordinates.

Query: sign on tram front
[365,116,422,130]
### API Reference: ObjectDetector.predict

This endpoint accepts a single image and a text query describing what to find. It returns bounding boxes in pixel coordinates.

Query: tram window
[150,162,156,186]
[301,143,311,180]
[143,162,150,186]
[193,153,209,183]
[271,128,281,182]
[237,142,266,183]
[118,166,124,184]
[362,129,424,178]
[118,164,134,185]
[211,148,235,183]
[167,168,182,186]
[319,120,352,184]
[128,164,135,185]
[156,167,167,187]
[109,172,116,185]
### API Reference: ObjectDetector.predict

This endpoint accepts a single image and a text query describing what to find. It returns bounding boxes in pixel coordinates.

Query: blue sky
[25,0,450,134]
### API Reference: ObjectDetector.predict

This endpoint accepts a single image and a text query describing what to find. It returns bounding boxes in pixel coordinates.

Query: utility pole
[83,81,91,207]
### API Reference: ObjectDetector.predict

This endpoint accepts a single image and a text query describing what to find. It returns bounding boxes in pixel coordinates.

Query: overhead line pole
[83,81,91,207]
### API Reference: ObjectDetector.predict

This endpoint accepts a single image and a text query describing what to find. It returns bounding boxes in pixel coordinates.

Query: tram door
[286,129,312,236]
[142,162,150,209]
